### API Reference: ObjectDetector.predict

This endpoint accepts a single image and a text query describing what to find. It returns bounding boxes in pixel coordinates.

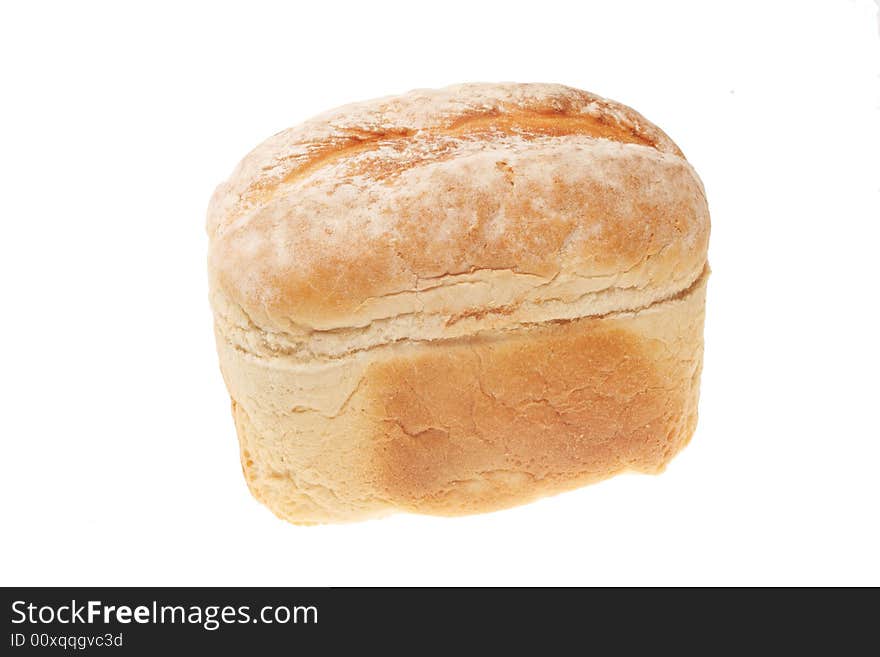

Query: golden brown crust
[207,83,708,333]
[369,277,704,514]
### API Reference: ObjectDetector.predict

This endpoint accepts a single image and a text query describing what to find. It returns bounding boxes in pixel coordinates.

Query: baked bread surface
[208,83,710,523]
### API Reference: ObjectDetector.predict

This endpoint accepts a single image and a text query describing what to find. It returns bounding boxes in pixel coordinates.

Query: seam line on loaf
[216,266,709,365]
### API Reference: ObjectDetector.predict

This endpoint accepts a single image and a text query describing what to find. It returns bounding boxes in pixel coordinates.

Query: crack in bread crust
[214,266,709,363]
[208,84,684,231]
[254,109,667,204]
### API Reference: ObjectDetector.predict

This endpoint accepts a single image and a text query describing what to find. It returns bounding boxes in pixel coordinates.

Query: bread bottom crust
[220,272,707,524]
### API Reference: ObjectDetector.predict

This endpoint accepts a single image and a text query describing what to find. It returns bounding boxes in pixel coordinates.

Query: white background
[2,1,878,586]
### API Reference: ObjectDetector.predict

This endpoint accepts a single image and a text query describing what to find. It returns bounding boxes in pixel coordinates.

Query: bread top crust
[207,83,709,335]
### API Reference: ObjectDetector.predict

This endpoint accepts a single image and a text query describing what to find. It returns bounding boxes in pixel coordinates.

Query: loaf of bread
[207,83,710,524]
